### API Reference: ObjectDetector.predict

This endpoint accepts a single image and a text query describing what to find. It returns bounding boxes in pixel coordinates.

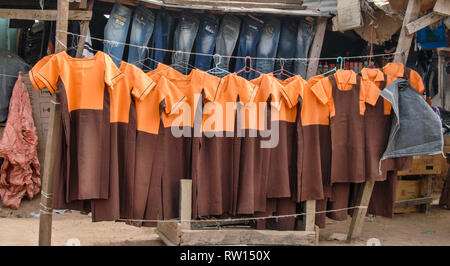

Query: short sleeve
[103,52,124,89]
[363,80,381,106]
[282,78,306,108]
[310,78,330,105]
[128,64,157,101]
[201,72,221,102]
[29,54,54,91]
[408,70,425,95]
[158,77,187,115]
[31,54,59,93]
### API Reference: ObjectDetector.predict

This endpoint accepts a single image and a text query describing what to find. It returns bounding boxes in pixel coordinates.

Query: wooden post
[38,0,68,246]
[179,179,192,230]
[437,48,447,109]
[419,175,433,213]
[393,0,422,63]
[303,200,316,231]
[306,17,327,80]
[76,0,94,58]
[346,181,375,242]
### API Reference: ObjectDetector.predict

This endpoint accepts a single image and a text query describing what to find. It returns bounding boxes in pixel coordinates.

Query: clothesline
[39,203,367,223]
[58,30,403,61]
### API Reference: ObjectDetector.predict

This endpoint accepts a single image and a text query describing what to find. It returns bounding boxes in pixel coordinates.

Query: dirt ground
[1,195,449,246]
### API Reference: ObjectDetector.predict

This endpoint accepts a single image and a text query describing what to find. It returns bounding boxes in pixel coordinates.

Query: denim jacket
[380,79,443,163]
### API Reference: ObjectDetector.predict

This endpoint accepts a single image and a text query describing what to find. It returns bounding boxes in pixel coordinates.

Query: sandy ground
[1,195,449,246]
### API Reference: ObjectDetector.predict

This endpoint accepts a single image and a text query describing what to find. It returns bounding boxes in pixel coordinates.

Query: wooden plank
[38,0,68,247]
[419,175,433,212]
[157,221,181,246]
[37,98,61,246]
[406,12,444,35]
[303,200,316,231]
[179,179,192,230]
[398,155,443,176]
[438,48,446,109]
[179,229,317,246]
[79,0,88,9]
[163,0,305,9]
[76,0,94,58]
[433,0,450,16]
[306,17,327,80]
[395,197,433,207]
[394,0,422,63]
[0,9,92,21]
[155,229,176,246]
[346,181,375,242]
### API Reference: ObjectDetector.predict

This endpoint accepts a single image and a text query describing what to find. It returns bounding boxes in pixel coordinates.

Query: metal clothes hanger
[272,59,295,78]
[235,56,263,76]
[322,56,344,76]
[206,54,231,76]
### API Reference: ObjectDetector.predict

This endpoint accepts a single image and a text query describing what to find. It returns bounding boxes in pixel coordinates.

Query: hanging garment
[143,64,220,222]
[193,72,256,218]
[310,70,380,183]
[90,61,156,222]
[130,70,185,226]
[29,51,124,204]
[0,73,40,210]
[380,78,443,161]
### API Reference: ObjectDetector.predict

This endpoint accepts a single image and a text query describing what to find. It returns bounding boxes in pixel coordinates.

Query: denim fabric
[294,19,315,77]
[103,3,132,67]
[0,50,30,122]
[127,6,155,69]
[172,12,200,74]
[251,17,281,79]
[215,14,241,72]
[234,16,264,79]
[380,79,443,162]
[194,14,219,71]
[149,10,174,69]
[274,19,298,78]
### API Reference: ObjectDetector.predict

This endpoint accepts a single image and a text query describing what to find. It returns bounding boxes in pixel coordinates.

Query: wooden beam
[346,181,375,242]
[76,0,94,58]
[79,0,88,9]
[438,48,447,109]
[394,0,422,63]
[306,17,327,80]
[38,0,68,247]
[0,9,92,21]
[406,12,444,35]
[179,179,192,230]
[303,200,316,231]
[433,0,450,16]
[394,197,433,207]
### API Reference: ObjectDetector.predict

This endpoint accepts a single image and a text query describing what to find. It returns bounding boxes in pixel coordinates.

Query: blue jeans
[294,19,315,77]
[149,10,174,69]
[127,6,155,69]
[104,3,132,67]
[234,16,264,79]
[215,14,241,72]
[274,19,298,79]
[194,14,219,71]
[251,17,281,79]
[172,12,199,74]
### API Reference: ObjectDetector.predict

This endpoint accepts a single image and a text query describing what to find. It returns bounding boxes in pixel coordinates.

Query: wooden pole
[38,0,68,246]
[393,0,422,63]
[179,179,192,230]
[306,17,327,80]
[76,0,94,58]
[346,181,375,242]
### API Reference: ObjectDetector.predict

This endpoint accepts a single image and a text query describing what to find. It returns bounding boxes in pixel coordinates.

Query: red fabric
[0,73,41,209]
